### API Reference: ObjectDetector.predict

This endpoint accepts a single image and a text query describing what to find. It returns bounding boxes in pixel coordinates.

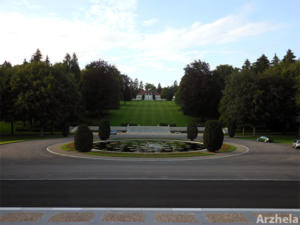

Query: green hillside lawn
[107,101,196,126]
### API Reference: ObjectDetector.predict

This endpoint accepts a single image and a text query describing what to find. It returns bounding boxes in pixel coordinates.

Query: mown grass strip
[218,143,236,153]
[235,135,295,144]
[107,101,196,126]
[0,140,25,145]
[85,151,214,158]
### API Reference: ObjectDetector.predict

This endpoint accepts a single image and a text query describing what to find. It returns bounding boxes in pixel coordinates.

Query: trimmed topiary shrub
[203,120,224,152]
[228,121,236,138]
[74,125,93,152]
[187,122,198,141]
[98,119,111,140]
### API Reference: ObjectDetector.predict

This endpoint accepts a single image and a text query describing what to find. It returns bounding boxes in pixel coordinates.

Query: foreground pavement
[1,208,300,225]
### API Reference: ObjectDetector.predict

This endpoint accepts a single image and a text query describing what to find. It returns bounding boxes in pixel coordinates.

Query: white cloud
[0,1,279,84]
[143,18,158,26]
[88,0,137,31]
[134,15,276,51]
[14,0,41,10]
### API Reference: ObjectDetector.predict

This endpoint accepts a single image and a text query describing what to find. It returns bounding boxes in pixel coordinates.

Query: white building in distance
[136,91,161,101]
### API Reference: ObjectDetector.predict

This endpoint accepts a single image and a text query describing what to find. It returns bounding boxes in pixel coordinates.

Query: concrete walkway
[0,208,299,225]
[127,126,170,134]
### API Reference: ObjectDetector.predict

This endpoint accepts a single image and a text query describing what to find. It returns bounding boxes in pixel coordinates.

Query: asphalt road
[0,134,299,208]
[0,135,299,180]
[1,180,299,208]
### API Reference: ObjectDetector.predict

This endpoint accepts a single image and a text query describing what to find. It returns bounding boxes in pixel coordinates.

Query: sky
[0,0,299,86]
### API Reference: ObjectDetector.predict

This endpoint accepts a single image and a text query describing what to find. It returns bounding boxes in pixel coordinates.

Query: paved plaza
[1,208,300,225]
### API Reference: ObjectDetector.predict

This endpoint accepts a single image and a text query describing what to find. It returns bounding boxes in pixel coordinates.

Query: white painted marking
[46,142,249,162]
[1,178,300,181]
[0,207,299,212]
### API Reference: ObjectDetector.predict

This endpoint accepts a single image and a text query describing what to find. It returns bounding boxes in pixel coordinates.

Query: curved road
[0,135,299,180]
[1,135,300,208]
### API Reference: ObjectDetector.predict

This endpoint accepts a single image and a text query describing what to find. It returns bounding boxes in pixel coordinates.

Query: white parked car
[292,140,300,149]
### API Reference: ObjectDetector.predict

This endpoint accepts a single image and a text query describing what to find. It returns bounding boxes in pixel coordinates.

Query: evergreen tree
[70,53,81,82]
[187,122,198,141]
[242,59,251,70]
[139,81,144,90]
[45,55,50,65]
[63,53,72,71]
[283,49,296,64]
[203,120,224,152]
[253,54,270,74]
[31,48,42,62]
[157,83,162,93]
[271,54,280,66]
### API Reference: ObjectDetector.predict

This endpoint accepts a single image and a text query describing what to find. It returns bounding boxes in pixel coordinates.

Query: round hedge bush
[187,122,198,141]
[98,119,110,140]
[74,125,93,152]
[203,120,224,152]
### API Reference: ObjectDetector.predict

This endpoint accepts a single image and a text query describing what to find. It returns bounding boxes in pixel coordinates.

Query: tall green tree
[50,63,81,128]
[242,59,251,70]
[11,58,53,135]
[0,62,17,135]
[252,54,270,74]
[271,54,280,66]
[283,49,296,64]
[63,53,72,70]
[82,60,121,118]
[70,53,81,82]
[120,74,132,101]
[179,60,219,119]
[145,83,156,92]
[31,48,42,62]
[139,81,144,90]
[157,83,162,93]
[219,70,261,133]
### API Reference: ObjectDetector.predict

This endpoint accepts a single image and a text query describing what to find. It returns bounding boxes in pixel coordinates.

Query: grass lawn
[0,121,65,144]
[0,135,65,145]
[106,101,196,126]
[235,135,296,145]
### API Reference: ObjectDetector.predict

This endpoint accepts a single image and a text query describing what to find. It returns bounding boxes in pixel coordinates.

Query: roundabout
[46,139,247,161]
[0,133,298,180]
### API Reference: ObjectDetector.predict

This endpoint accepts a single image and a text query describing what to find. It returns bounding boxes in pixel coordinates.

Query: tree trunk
[252,127,256,136]
[10,120,14,136]
[40,127,44,137]
[51,122,54,135]
[242,127,245,136]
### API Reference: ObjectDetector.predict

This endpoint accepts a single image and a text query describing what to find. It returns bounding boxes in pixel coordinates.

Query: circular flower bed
[93,139,204,153]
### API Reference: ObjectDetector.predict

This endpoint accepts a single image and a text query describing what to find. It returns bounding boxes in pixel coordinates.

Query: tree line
[0,49,148,135]
[176,49,300,134]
